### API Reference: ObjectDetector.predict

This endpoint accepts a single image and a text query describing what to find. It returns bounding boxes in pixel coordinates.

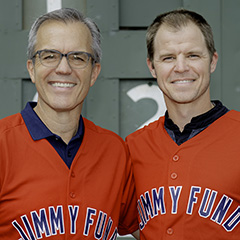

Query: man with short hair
[0,8,139,239]
[126,9,240,239]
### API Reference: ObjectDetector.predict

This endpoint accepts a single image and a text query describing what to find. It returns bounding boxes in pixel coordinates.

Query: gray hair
[27,8,102,63]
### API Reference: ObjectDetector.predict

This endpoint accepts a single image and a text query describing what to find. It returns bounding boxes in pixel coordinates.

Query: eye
[74,55,85,61]
[70,52,88,63]
[44,54,55,60]
[41,51,59,61]
[188,54,200,59]
[162,56,175,62]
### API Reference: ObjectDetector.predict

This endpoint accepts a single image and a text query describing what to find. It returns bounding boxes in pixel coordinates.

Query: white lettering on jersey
[169,186,182,214]
[68,205,79,234]
[199,188,217,218]
[137,186,240,232]
[12,205,117,239]
[186,186,201,215]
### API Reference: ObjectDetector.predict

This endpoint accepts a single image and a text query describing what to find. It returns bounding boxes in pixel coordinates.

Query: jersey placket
[165,148,186,239]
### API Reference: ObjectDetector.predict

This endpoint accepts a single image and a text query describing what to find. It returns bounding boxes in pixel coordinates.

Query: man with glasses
[0,8,139,239]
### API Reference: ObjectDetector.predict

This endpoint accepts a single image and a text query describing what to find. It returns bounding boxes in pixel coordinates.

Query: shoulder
[216,110,240,128]
[126,116,165,142]
[209,110,240,134]
[0,113,25,135]
[83,117,125,146]
[225,110,240,122]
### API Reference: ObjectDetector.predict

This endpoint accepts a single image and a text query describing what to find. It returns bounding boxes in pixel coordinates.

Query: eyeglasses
[32,49,95,69]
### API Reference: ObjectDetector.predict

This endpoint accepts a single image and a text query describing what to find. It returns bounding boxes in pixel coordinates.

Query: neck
[34,103,82,144]
[166,100,214,132]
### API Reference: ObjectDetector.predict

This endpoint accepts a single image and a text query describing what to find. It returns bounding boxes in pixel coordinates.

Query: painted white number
[47,0,62,12]
[127,84,166,129]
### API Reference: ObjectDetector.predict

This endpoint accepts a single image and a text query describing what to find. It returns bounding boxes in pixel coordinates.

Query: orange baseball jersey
[0,113,138,239]
[126,110,240,239]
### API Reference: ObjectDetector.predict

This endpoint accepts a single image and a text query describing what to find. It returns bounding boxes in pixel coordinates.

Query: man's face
[27,20,100,113]
[147,22,218,107]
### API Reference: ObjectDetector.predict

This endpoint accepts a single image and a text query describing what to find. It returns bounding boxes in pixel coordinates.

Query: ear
[27,60,36,83]
[147,58,157,78]
[90,63,101,87]
[210,52,218,73]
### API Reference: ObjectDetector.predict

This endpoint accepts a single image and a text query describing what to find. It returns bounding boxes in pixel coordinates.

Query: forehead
[154,22,206,51]
[35,20,92,51]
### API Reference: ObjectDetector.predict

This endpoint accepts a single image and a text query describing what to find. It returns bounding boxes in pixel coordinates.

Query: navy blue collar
[165,100,229,131]
[21,102,84,142]
[164,100,229,145]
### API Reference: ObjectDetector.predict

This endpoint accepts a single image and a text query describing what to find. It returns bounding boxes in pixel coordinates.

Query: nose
[174,56,189,73]
[55,56,72,74]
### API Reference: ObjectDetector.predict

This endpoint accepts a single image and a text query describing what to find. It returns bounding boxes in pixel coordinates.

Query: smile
[172,79,195,84]
[51,82,76,88]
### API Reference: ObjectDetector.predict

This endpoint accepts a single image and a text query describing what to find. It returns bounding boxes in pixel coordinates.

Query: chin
[50,102,72,111]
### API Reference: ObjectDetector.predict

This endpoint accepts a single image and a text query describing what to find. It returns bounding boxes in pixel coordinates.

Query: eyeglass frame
[31,49,96,69]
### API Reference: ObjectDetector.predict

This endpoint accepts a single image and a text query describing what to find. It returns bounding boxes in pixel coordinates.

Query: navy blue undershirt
[21,102,84,168]
[164,100,229,145]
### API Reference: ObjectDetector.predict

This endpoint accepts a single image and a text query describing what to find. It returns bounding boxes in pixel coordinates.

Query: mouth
[50,82,76,88]
[171,79,195,84]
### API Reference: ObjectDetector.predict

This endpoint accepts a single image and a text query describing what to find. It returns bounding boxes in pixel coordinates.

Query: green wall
[0,0,240,141]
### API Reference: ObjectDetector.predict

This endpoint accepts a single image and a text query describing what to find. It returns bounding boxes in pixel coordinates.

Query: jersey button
[167,228,174,235]
[173,155,179,162]
[70,192,76,198]
[67,151,72,157]
[171,172,178,180]
[71,171,75,178]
